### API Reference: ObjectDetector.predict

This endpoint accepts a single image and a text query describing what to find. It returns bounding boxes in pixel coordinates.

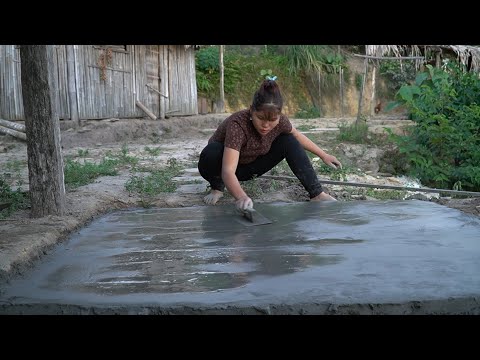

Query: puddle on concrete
[1,200,480,307]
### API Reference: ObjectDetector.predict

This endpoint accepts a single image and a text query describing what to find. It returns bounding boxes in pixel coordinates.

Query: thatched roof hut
[366,45,480,71]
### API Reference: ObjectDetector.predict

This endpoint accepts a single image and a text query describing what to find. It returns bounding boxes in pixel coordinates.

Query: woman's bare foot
[311,192,337,201]
[203,190,224,205]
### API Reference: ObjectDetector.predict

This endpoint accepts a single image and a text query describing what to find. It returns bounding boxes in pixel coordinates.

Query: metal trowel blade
[241,208,273,226]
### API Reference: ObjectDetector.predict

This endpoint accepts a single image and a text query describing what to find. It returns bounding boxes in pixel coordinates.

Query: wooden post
[159,46,166,120]
[136,100,157,120]
[20,45,66,217]
[218,45,225,113]
[356,58,369,126]
[318,70,322,113]
[435,50,442,68]
[66,45,79,124]
[339,67,344,117]
[371,62,377,116]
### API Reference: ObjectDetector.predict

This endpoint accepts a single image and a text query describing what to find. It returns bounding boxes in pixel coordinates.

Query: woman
[197,77,342,211]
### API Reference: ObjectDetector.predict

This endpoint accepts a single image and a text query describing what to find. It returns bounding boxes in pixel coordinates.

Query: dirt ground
[1,114,479,281]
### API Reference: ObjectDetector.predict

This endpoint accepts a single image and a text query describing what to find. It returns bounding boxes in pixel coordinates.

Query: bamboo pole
[339,67,344,117]
[354,54,425,60]
[218,45,225,113]
[0,119,25,132]
[135,100,157,120]
[0,125,27,140]
[371,62,377,116]
[159,46,166,120]
[146,84,168,98]
[262,175,480,197]
[66,45,79,124]
[318,70,321,113]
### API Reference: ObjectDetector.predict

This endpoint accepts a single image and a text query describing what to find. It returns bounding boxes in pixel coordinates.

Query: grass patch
[295,124,316,131]
[241,176,264,198]
[125,158,183,207]
[108,144,139,166]
[295,105,321,119]
[365,188,406,200]
[0,175,29,219]
[77,149,90,157]
[337,122,391,146]
[144,146,162,156]
[5,160,26,173]
[64,158,119,190]
[315,163,358,181]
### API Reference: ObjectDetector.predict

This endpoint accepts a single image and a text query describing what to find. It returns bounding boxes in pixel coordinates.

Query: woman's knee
[199,142,224,164]
[198,142,224,177]
[275,133,302,150]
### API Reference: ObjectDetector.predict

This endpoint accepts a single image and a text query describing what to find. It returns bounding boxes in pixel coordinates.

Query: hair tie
[266,76,277,81]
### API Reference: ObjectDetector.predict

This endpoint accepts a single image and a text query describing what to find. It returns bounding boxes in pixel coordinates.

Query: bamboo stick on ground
[0,119,26,132]
[0,125,27,140]
[135,100,157,120]
[262,175,480,197]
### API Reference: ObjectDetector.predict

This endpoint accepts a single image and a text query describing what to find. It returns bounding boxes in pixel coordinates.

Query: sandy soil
[0,114,479,282]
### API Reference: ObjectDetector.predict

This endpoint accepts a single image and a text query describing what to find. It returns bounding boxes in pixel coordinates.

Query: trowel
[239,208,273,226]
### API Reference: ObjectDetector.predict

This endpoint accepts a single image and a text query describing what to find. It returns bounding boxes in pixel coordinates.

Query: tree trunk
[20,45,66,217]
[356,58,369,126]
[218,45,225,113]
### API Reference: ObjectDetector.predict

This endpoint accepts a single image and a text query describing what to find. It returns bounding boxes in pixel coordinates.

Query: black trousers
[197,134,324,199]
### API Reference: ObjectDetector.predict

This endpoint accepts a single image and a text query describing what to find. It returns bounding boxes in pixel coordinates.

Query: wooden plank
[74,46,82,118]
[129,45,135,115]
[66,45,79,122]
[89,45,97,119]
[90,45,98,118]
[59,46,71,120]
[167,45,176,114]
[13,47,21,119]
[79,45,90,119]
[0,47,4,119]
[6,46,12,119]
[53,45,68,119]
[77,46,86,118]
[73,45,80,120]
[137,45,146,117]
[113,54,121,117]
[159,45,167,119]
[124,48,134,117]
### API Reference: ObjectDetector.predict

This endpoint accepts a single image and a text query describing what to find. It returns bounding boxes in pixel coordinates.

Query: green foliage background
[388,62,480,191]
[195,45,346,116]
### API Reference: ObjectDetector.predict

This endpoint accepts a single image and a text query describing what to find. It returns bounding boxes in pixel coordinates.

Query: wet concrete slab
[1,200,480,314]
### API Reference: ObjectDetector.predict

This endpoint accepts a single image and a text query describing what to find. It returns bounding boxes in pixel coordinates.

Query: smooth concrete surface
[1,200,480,314]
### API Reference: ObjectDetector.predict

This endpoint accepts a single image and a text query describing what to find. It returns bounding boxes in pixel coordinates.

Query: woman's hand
[322,154,342,170]
[236,196,253,211]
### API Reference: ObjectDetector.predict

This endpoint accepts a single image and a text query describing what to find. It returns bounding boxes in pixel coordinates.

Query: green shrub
[388,62,480,191]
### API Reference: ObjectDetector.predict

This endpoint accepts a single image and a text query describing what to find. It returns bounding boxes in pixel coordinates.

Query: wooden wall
[0,45,22,120]
[0,45,198,121]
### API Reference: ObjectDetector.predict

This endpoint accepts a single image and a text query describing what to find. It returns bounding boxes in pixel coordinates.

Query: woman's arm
[290,126,342,169]
[221,147,253,209]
